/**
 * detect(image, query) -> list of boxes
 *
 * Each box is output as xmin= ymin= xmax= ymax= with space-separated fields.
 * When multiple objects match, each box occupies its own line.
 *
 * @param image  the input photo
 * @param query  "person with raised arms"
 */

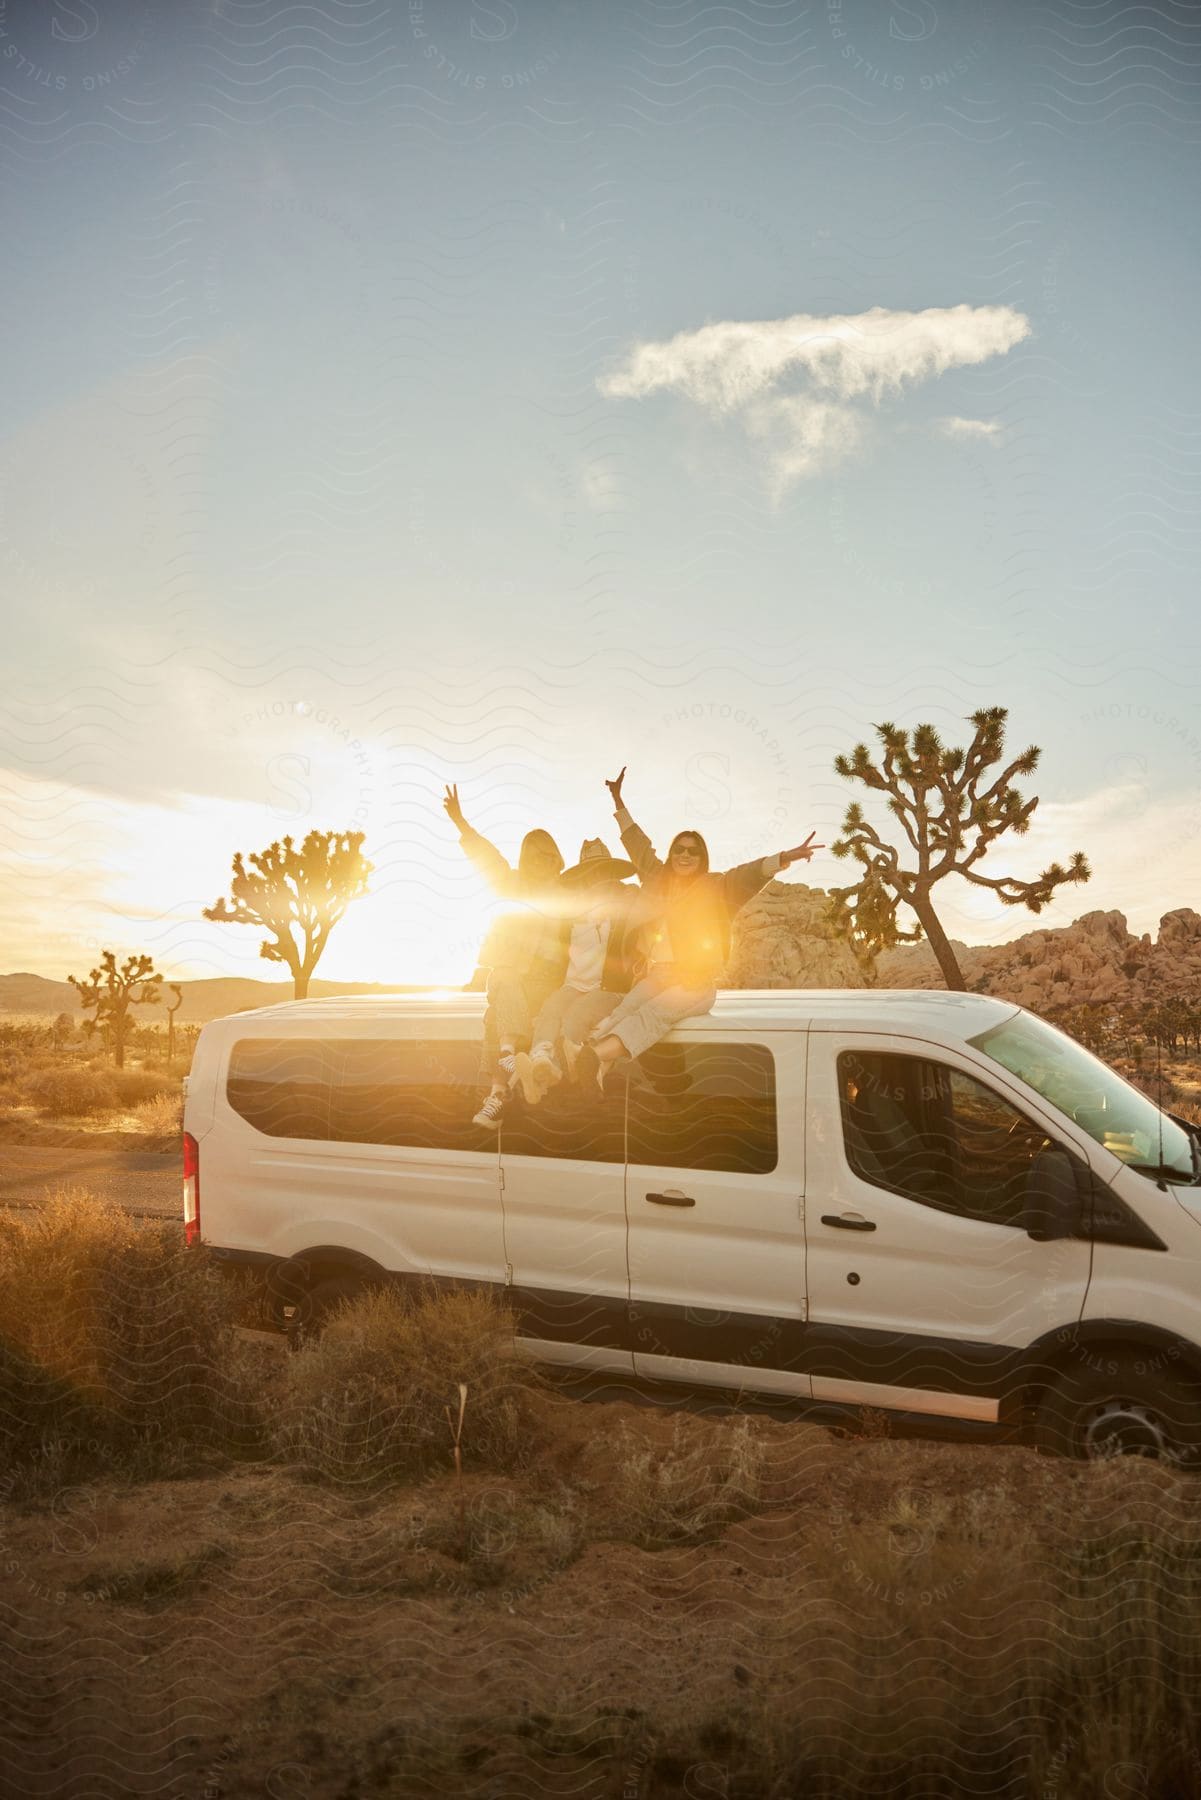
xmin=443 ymin=783 xmax=569 ymax=1129
xmin=588 ymin=766 xmax=824 ymax=1083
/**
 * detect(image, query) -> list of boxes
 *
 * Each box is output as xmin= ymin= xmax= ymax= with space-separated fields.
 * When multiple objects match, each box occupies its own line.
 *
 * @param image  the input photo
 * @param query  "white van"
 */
xmin=182 ymin=990 xmax=1201 ymax=1464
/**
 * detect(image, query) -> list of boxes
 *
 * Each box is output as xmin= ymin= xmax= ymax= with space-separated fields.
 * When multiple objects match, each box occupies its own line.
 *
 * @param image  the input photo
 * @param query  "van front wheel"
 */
xmin=1034 ymin=1352 xmax=1201 ymax=1468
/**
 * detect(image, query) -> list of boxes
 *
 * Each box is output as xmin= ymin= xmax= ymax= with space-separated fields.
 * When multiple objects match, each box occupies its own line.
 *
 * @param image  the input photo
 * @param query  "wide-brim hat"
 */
xmin=561 ymin=837 xmax=637 ymax=886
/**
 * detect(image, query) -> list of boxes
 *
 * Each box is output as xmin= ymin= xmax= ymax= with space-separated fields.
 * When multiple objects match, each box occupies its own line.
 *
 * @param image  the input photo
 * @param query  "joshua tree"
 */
xmin=68 ymin=951 xmax=163 ymax=1070
xmin=165 ymin=982 xmax=184 ymax=1067
xmin=204 ymin=830 xmax=373 ymax=999
xmin=51 ymin=1012 xmax=75 ymax=1049
xmin=827 ymin=707 xmax=1091 ymax=991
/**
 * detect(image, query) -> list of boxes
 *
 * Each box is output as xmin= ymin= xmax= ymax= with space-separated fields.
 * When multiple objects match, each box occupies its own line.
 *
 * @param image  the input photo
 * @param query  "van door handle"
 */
xmin=822 ymin=1213 xmax=877 ymax=1231
xmin=646 ymin=1190 xmax=695 ymax=1207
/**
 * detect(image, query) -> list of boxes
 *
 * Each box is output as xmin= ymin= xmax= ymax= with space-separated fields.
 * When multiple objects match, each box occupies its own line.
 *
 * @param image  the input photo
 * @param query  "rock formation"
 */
xmin=727 ymin=889 xmax=1201 ymax=1009
xmin=725 ymin=882 xmax=870 ymax=989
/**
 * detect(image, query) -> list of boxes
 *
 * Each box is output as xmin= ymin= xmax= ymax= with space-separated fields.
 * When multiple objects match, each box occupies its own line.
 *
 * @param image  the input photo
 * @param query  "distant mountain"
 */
xmin=0 ymin=974 xmax=436 ymax=1025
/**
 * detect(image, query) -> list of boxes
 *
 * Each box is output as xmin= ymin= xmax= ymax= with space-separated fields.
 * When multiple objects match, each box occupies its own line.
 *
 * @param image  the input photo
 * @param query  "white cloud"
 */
xmin=936 ymin=415 xmax=1003 ymax=440
xmin=600 ymin=303 xmax=1028 ymax=486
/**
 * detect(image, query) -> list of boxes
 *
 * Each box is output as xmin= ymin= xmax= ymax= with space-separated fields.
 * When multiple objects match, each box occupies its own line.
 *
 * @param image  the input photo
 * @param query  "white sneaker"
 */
xmin=512 ymin=1051 xmax=541 ymax=1105
xmin=530 ymin=1042 xmax=561 ymax=1091
xmin=496 ymin=1051 xmax=519 ymax=1084
xmin=472 ymin=1092 xmax=505 ymax=1129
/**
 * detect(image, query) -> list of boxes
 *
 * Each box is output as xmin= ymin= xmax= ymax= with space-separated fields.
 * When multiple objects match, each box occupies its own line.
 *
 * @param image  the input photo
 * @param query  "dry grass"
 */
xmin=22 ymin=1065 xmax=119 ymax=1117
xmin=8 ymin=1048 xmax=178 ymax=1123
xmin=108 ymin=1066 xmax=176 ymax=1107
xmin=0 ymin=1189 xmax=255 ymax=1490
xmin=272 ymin=1284 xmax=546 ymax=1487
xmin=600 ymin=1414 xmax=767 ymax=1549
xmin=132 ymin=1089 xmax=182 ymax=1137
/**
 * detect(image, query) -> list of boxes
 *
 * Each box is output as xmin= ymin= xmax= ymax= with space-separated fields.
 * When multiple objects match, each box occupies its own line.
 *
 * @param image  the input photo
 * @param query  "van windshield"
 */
xmin=968 ymin=1013 xmax=1196 ymax=1183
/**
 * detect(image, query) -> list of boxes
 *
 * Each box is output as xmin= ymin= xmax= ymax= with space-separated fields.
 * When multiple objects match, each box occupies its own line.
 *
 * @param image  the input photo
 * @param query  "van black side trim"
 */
xmin=517 ymin=1286 xmax=1028 ymax=1398
xmin=789 ymin=1322 xmax=1021 ymax=1396
xmin=510 ymin=1286 xmax=632 ymax=1351
xmin=205 ymin=1250 xmax=1112 ymax=1405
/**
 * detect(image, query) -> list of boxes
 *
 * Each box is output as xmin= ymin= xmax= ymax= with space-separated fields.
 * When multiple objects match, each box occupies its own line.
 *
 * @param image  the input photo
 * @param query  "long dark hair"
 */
xmin=666 ymin=828 xmax=710 ymax=884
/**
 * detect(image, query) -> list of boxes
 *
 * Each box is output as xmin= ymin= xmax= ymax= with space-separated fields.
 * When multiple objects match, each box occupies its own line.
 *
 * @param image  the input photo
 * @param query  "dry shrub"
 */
xmin=602 ymin=1415 xmax=766 ymax=1549
xmin=23 ymin=1066 xmax=119 ymax=1117
xmin=0 ymin=1189 xmax=257 ymax=1487
xmin=273 ymin=1285 xmax=543 ymax=1487
xmin=110 ymin=1067 xmax=176 ymax=1107
xmin=133 ymin=1090 xmax=182 ymax=1137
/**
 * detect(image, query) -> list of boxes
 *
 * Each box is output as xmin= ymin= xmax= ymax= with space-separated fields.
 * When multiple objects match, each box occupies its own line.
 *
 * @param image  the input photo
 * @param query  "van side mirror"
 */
xmin=1025 ymin=1148 xmax=1084 ymax=1242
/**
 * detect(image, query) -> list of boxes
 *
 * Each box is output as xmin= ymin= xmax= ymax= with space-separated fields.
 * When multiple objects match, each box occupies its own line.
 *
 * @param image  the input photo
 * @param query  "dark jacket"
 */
xmin=615 ymin=809 xmax=779 ymax=986
xmin=459 ymin=826 xmax=569 ymax=985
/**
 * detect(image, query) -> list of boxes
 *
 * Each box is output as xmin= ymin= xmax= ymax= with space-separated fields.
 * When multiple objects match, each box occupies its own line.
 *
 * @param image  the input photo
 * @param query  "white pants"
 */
xmin=596 ymin=969 xmax=717 ymax=1060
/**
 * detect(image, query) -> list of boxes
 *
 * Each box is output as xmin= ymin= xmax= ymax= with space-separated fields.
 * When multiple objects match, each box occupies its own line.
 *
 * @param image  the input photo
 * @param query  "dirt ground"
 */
xmin=2 ymin=1375 xmax=1188 ymax=1800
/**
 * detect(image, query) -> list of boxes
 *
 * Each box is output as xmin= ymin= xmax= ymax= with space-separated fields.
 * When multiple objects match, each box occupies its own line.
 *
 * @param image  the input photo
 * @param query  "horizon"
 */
xmin=3 ymin=0 xmax=1199 ymax=988
xmin=5 ymin=882 xmax=1198 ymax=993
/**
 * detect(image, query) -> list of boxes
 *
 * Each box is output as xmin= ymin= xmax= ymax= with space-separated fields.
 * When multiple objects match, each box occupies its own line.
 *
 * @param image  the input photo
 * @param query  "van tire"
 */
xmin=1033 ymin=1350 xmax=1201 ymax=1468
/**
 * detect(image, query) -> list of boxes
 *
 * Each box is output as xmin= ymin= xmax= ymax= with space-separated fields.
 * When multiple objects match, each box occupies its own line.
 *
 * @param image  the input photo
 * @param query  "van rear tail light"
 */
xmin=183 ymin=1130 xmax=201 ymax=1247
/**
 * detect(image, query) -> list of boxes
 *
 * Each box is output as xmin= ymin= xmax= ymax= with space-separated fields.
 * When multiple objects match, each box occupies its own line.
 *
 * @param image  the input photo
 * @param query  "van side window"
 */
xmin=838 ymin=1050 xmax=1055 ymax=1229
xmin=227 ymin=1038 xmax=482 ymax=1152
xmin=227 ymin=1040 xmax=337 ymax=1141
xmin=335 ymin=1040 xmax=482 ymax=1152
xmin=500 ymin=1084 xmax=626 ymax=1163
xmin=629 ymin=1043 xmax=777 ymax=1174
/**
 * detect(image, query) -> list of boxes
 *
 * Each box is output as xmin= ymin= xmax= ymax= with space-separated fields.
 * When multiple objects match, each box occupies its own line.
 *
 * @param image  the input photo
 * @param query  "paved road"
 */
xmin=0 ymin=1147 xmax=179 ymax=1218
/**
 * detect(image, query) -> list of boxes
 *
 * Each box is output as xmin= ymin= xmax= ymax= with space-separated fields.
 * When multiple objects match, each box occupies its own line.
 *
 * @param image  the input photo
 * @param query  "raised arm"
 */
xmin=606 ymin=766 xmax=664 ymax=883
xmin=443 ymin=784 xmax=518 ymax=897
xmin=720 ymin=831 xmax=825 ymax=910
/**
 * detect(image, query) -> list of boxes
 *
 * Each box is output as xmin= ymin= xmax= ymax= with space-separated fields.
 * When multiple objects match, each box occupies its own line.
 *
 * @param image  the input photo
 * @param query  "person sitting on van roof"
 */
xmin=511 ymin=837 xmax=644 ymax=1106
xmin=443 ymin=784 xmax=569 ymax=1129
xmin=588 ymin=766 xmax=824 ymax=1084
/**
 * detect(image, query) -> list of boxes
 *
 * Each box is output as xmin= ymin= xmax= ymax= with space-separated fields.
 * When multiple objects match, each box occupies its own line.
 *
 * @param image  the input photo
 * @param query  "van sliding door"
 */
xmin=625 ymin=1033 xmax=810 ymax=1399
xmin=498 ymin=1080 xmax=633 ymax=1373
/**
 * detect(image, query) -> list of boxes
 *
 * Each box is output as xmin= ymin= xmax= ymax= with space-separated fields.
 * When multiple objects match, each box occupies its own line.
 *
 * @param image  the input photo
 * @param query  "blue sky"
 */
xmin=3 ymin=0 xmax=1201 ymax=984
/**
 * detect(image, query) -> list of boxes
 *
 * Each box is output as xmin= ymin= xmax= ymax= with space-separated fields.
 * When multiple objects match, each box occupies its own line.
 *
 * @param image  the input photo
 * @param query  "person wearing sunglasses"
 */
xmin=587 ymin=765 xmax=824 ymax=1082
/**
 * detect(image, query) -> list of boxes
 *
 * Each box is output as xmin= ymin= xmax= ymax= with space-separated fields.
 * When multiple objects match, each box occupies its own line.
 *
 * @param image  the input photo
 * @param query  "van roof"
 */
xmin=214 ymin=988 xmax=1020 ymax=1040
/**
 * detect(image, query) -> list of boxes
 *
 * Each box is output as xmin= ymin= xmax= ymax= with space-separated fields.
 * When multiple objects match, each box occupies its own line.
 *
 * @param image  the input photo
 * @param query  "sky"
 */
xmin=3 ymin=0 xmax=1201 ymax=987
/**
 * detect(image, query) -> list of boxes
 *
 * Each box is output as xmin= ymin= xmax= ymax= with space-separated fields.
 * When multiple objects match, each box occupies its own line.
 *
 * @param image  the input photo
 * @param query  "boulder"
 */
xmin=725 ymin=882 xmax=867 ymax=989
xmin=726 ymin=893 xmax=1201 ymax=1007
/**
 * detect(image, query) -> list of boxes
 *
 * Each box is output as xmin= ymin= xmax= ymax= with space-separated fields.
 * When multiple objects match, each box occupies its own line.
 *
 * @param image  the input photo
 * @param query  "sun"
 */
xmin=317 ymin=881 xmax=506 ymax=988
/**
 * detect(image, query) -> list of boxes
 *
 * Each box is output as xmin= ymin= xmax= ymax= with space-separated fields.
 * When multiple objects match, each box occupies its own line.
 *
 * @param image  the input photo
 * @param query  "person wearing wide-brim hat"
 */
xmin=512 ymin=838 xmax=645 ymax=1105
xmin=561 ymin=840 xmax=636 ymax=887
